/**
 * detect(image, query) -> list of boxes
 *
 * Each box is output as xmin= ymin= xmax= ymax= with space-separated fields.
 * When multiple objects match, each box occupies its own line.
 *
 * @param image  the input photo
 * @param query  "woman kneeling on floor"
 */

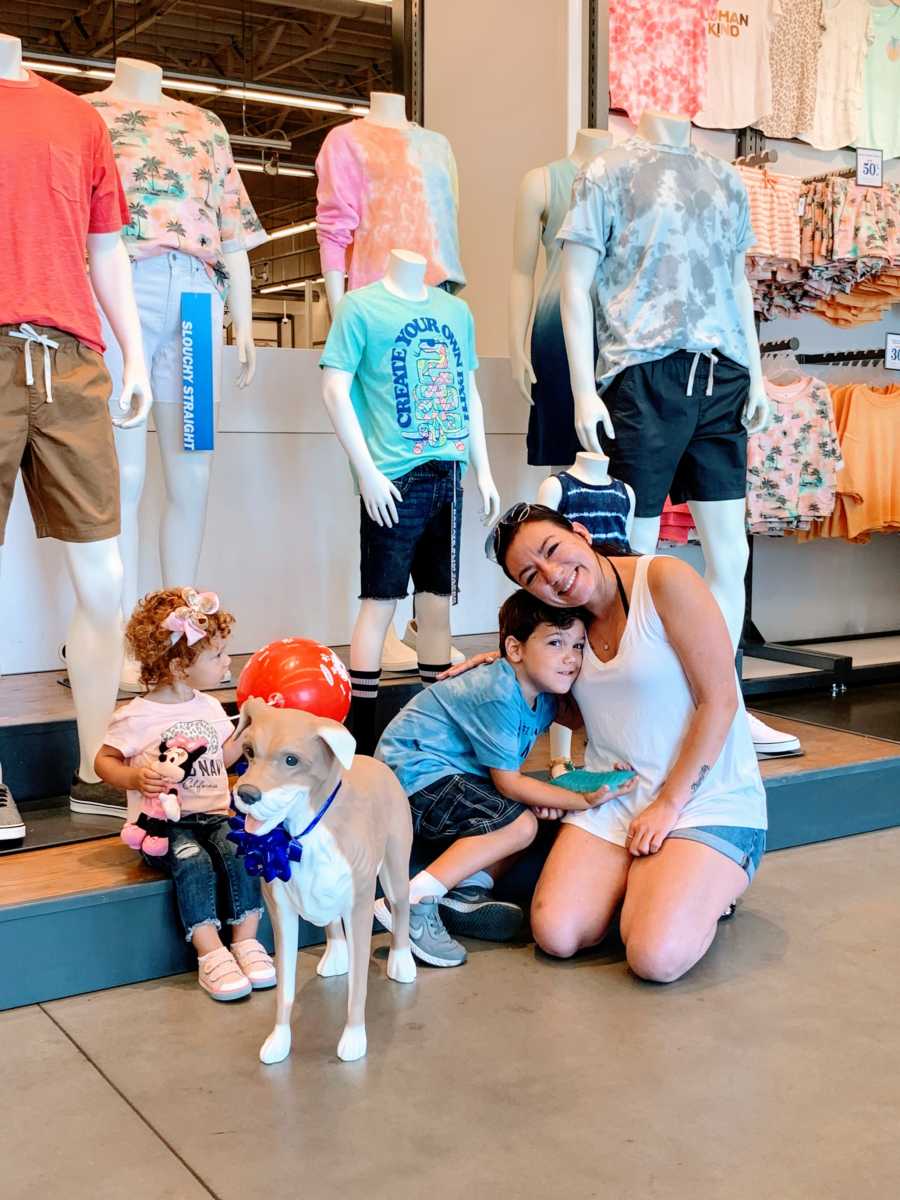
xmin=460 ymin=504 xmax=768 ymax=983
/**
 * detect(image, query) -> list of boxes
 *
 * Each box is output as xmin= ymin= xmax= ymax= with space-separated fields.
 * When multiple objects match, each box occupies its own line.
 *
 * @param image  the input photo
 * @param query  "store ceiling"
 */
xmin=5 ymin=1 xmax=393 ymax=268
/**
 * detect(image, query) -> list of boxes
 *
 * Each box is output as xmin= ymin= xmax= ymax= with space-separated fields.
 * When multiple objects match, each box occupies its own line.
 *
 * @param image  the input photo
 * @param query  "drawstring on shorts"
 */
xmin=686 ymin=350 xmax=718 ymax=398
xmin=10 ymin=324 xmax=59 ymax=403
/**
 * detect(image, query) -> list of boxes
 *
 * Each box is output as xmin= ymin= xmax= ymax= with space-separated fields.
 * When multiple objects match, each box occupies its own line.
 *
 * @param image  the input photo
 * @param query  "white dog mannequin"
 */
xmin=232 ymin=699 xmax=416 ymax=1064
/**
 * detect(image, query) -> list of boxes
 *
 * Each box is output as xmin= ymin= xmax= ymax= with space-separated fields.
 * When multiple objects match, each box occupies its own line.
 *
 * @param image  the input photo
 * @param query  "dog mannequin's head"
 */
xmin=232 ymin=698 xmax=356 ymax=837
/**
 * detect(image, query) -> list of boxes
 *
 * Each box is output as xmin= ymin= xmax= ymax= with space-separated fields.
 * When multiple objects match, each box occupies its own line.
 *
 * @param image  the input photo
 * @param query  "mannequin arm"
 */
xmin=623 ymin=482 xmax=636 ymax=542
xmin=466 ymin=372 xmax=500 ymax=524
xmin=508 ymin=167 xmax=546 ymax=403
xmin=324 ymin=267 xmax=346 ymax=316
xmin=733 ymin=254 xmax=769 ymax=435
xmin=86 ymin=233 xmax=152 ymax=428
xmin=222 ymin=249 xmax=256 ymax=388
xmin=535 ymin=474 xmax=563 ymax=509
xmin=321 ymin=366 xmax=402 ymax=526
xmin=560 ymin=241 xmax=613 ymax=451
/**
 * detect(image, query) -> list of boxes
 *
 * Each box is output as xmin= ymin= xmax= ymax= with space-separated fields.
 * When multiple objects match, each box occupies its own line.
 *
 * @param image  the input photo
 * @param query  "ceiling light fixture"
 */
xmin=23 ymin=60 xmax=83 ymax=76
xmin=236 ymin=161 xmax=315 ymax=179
xmin=223 ymin=87 xmax=349 ymax=113
xmin=269 ymin=220 xmax=317 ymax=241
xmin=259 ymin=276 xmax=325 ymax=295
xmin=230 ymin=134 xmax=292 ymax=150
xmin=159 ymin=79 xmax=222 ymax=95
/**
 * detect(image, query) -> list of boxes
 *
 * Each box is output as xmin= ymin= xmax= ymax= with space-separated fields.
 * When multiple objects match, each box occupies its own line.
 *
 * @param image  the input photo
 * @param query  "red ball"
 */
xmin=236 ymin=638 xmax=351 ymax=723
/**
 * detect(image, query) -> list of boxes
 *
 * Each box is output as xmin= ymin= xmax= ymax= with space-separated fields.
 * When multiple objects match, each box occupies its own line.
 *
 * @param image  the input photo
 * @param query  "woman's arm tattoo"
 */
xmin=690 ymin=764 xmax=711 ymax=795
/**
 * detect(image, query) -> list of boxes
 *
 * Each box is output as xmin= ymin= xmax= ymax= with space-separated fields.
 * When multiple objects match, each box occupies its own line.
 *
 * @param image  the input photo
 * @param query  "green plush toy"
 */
xmin=549 ymin=768 xmax=635 ymax=794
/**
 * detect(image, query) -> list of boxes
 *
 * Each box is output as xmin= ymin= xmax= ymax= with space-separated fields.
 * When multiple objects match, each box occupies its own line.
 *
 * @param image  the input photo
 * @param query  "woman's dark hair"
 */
xmin=492 ymin=504 xmax=634 ymax=582
xmin=498 ymin=589 xmax=591 ymax=657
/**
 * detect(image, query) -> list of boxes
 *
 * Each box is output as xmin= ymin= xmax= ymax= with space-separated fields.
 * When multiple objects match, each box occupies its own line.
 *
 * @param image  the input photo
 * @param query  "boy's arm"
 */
xmin=489 ymin=768 xmax=622 ymax=813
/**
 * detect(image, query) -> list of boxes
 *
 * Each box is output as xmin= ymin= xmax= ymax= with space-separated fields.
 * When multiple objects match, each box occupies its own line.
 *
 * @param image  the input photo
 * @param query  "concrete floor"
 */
xmin=8 ymin=829 xmax=900 ymax=1200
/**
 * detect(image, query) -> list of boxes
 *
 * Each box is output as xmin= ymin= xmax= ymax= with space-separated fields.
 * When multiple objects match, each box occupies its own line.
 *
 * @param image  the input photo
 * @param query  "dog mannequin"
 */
xmin=232 ymin=699 xmax=416 ymax=1064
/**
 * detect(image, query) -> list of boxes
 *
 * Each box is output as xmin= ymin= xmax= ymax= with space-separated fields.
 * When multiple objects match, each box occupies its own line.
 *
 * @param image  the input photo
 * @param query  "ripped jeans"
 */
xmin=142 ymin=813 xmax=263 ymax=942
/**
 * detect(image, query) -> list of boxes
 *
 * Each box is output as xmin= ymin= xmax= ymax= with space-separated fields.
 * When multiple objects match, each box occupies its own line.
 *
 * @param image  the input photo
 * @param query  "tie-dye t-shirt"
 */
xmin=320 ymin=282 xmax=477 ymax=481
xmin=84 ymin=93 xmax=267 ymax=296
xmin=558 ymin=138 xmax=755 ymax=387
xmin=315 ymin=119 xmax=465 ymax=293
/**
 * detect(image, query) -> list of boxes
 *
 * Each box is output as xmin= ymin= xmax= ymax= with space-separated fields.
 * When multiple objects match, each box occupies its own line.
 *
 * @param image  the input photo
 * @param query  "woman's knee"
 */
xmin=625 ymin=928 xmax=705 ymax=984
xmin=530 ymin=897 xmax=590 ymax=959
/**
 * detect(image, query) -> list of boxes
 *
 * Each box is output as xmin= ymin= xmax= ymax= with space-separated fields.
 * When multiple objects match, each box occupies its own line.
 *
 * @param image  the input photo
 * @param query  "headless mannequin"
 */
xmin=537 ymin=452 xmax=635 ymax=776
xmin=95 ymin=58 xmax=257 ymax=687
xmin=559 ymin=109 xmax=769 ymax=650
xmin=509 ymin=128 xmax=613 ymax=404
xmin=0 ymin=35 xmax=152 ymax=787
xmin=322 ymin=250 xmax=500 ymax=750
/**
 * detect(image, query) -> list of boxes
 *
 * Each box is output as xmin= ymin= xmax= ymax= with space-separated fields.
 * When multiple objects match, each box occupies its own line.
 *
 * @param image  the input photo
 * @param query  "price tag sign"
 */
xmin=885 ymin=333 xmax=900 ymax=371
xmin=856 ymin=147 xmax=883 ymax=188
xmin=181 ymin=292 xmax=215 ymax=451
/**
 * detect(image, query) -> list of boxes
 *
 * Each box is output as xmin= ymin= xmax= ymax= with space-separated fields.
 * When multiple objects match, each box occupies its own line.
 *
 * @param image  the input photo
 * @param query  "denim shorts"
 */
xmin=409 ymin=772 xmax=526 ymax=840
xmin=667 ymin=825 xmax=766 ymax=882
xmin=360 ymin=459 xmax=462 ymax=603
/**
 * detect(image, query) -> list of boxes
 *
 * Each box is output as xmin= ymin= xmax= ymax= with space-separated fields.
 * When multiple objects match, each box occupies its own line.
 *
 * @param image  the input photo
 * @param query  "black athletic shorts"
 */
xmin=600 ymin=350 xmax=750 ymax=518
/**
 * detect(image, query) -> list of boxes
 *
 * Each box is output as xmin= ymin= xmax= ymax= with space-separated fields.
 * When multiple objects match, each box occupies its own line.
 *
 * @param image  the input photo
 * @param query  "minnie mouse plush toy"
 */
xmin=121 ymin=734 xmax=208 ymax=856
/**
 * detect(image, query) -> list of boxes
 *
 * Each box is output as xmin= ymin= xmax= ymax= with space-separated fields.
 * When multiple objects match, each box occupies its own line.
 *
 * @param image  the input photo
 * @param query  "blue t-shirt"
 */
xmin=376 ymin=658 xmax=557 ymax=797
xmin=320 ymin=281 xmax=478 ymax=481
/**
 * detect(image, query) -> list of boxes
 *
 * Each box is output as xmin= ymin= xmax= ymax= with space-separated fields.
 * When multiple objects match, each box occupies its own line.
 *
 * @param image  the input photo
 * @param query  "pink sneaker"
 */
xmin=197 ymin=947 xmax=251 ymax=1001
xmin=231 ymin=938 xmax=277 ymax=989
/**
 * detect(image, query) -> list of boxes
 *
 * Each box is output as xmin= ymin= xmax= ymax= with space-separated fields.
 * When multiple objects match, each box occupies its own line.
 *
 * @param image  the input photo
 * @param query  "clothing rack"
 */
xmin=796 ymin=348 xmax=884 ymax=366
xmin=801 ymin=165 xmax=857 ymax=184
xmin=734 ymin=149 xmax=779 ymax=168
xmin=759 ymin=337 xmax=800 ymax=355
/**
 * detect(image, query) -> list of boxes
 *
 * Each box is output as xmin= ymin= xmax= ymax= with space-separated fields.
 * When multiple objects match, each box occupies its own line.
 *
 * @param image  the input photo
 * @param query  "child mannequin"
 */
xmin=95 ymin=587 xmax=275 ymax=1001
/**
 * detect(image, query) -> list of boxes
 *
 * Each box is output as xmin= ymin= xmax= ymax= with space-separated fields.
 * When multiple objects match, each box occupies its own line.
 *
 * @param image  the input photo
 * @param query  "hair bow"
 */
xmin=162 ymin=588 xmax=220 ymax=647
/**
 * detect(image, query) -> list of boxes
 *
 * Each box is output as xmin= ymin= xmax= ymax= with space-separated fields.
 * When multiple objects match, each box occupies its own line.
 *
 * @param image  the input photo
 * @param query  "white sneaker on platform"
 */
xmin=401 ymin=620 xmax=466 ymax=667
xmin=747 ymin=712 xmax=802 ymax=757
xmin=0 ymin=772 xmax=25 ymax=843
xmin=381 ymin=624 xmax=419 ymax=674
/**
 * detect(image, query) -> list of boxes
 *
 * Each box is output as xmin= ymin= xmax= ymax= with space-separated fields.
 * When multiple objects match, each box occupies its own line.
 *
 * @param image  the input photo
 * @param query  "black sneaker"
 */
xmin=0 ymin=780 xmax=25 ymax=842
xmin=69 ymin=774 xmax=127 ymax=819
xmin=439 ymin=886 xmax=525 ymax=942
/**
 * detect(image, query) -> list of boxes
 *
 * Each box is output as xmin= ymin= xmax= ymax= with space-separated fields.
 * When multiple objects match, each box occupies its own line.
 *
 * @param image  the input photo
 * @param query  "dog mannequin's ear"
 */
xmin=316 ymin=720 xmax=356 ymax=770
xmin=233 ymin=696 xmax=263 ymax=739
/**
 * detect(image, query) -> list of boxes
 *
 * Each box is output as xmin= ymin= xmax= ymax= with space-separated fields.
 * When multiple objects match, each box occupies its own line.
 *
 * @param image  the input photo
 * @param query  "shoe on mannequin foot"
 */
xmin=0 ymin=771 xmax=25 ymax=844
xmin=747 ymin=712 xmax=801 ymax=756
xmin=401 ymin=620 xmax=466 ymax=667
xmin=70 ymin=775 xmax=127 ymax=819
xmin=381 ymin=623 xmax=419 ymax=674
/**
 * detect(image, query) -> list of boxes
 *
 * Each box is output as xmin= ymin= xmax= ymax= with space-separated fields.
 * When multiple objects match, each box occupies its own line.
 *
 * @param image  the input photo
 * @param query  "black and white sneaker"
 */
xmin=0 ymin=778 xmax=25 ymax=843
xmin=69 ymin=774 xmax=127 ymax=819
xmin=439 ymin=886 xmax=525 ymax=942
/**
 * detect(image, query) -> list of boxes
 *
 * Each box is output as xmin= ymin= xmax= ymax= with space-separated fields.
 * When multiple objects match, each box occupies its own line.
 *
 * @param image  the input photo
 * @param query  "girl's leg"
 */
xmin=425 ymin=810 xmax=539 ymax=890
xmin=619 ymin=839 xmax=749 ymax=983
xmin=205 ymin=817 xmax=264 ymax=936
xmin=530 ymin=824 xmax=632 ymax=958
xmin=152 ymin=826 xmax=221 ymax=946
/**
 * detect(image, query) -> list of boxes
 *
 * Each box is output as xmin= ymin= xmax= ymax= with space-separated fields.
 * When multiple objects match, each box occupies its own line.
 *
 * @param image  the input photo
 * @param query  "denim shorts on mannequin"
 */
xmin=98 ymin=251 xmax=224 ymax=410
xmin=360 ymin=459 xmax=463 ymax=603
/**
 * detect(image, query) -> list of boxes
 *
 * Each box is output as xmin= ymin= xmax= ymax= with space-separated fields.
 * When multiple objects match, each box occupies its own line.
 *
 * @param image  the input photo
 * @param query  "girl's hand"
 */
xmin=533 ymin=806 xmax=566 ymax=821
xmin=437 ymin=651 xmax=499 ymax=681
xmin=133 ymin=766 xmax=172 ymax=799
xmin=626 ymin=796 xmax=680 ymax=857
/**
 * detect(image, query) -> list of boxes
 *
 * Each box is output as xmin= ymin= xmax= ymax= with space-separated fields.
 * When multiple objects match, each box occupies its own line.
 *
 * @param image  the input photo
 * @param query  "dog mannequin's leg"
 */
xmin=336 ymin=885 xmax=376 ymax=1062
xmin=380 ymin=829 xmax=416 ymax=984
xmin=260 ymin=883 xmax=299 ymax=1066
xmin=317 ymin=920 xmax=350 ymax=978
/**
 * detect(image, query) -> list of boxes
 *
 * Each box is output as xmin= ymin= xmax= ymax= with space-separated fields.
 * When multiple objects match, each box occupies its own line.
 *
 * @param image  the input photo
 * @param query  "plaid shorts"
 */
xmin=409 ymin=772 xmax=526 ymax=841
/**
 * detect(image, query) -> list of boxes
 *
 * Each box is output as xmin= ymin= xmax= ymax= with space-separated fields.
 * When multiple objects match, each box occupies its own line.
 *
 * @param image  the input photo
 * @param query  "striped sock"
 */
xmin=348 ymin=669 xmax=381 ymax=757
xmin=418 ymin=661 xmax=450 ymax=687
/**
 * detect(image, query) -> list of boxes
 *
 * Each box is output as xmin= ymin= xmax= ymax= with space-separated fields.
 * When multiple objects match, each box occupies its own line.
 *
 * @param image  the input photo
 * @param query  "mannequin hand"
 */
xmin=574 ymin=390 xmax=614 ymax=453
xmin=477 ymin=471 xmax=501 ymax=525
xmin=235 ymin=329 xmax=256 ymax=389
xmin=742 ymin=384 xmax=770 ymax=436
xmin=359 ymin=468 xmax=403 ymax=528
xmin=511 ymin=349 xmax=537 ymax=405
xmin=113 ymin=366 xmax=153 ymax=429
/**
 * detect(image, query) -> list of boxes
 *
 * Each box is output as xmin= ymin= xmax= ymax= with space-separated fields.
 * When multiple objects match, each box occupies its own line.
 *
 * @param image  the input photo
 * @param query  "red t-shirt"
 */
xmin=0 ymin=72 xmax=129 ymax=353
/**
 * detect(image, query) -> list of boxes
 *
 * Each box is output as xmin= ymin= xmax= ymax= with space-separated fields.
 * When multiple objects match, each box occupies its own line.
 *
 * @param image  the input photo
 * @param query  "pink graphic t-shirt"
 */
xmin=103 ymin=691 xmax=235 ymax=824
xmin=610 ymin=0 xmax=719 ymax=123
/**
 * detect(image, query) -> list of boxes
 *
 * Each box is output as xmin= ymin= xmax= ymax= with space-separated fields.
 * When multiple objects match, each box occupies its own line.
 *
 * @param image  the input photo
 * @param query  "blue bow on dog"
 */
xmin=227 ymin=782 xmax=342 ymax=884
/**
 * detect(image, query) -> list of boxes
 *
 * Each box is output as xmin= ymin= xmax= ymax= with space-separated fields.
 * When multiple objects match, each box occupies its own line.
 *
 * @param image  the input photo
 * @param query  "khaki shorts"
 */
xmin=0 ymin=325 xmax=120 ymax=544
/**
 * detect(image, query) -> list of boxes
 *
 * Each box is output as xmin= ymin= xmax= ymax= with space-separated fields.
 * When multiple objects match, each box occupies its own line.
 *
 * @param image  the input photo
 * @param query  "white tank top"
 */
xmin=567 ymin=556 xmax=767 ymax=844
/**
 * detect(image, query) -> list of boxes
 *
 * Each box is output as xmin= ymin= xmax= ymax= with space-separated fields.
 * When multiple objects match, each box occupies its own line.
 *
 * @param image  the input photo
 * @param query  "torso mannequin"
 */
xmin=86 ymin=56 xmax=266 ymax=688
xmin=510 ymin=128 xmax=613 ymax=467
xmin=536 ymin=451 xmax=634 ymax=549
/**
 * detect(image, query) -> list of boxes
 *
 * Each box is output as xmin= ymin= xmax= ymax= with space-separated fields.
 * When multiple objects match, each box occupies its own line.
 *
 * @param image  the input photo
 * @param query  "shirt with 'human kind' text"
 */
xmin=319 ymin=281 xmax=478 ymax=480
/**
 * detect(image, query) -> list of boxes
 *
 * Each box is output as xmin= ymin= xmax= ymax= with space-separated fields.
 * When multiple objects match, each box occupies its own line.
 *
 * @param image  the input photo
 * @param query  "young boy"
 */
xmin=375 ymin=589 xmax=616 ymax=968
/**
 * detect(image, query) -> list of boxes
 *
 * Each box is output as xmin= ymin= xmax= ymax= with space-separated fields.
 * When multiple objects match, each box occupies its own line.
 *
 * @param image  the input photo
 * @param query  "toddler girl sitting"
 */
xmin=95 ymin=587 xmax=275 ymax=1002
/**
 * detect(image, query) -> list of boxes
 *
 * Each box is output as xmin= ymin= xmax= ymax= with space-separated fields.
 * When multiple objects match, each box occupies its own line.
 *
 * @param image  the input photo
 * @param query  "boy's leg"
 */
xmin=423 ymin=810 xmax=539 ymax=893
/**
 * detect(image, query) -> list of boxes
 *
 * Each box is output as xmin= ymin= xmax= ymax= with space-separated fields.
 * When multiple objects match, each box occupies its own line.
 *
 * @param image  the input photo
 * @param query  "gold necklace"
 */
xmin=596 ymin=559 xmax=620 ymax=654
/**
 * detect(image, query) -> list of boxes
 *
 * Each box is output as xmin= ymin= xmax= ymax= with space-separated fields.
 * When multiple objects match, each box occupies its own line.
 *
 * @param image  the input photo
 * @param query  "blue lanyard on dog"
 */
xmin=227 ymin=782 xmax=342 ymax=884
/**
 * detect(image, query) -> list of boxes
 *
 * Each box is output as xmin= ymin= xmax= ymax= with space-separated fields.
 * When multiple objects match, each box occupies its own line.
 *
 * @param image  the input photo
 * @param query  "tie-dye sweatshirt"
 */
xmin=315 ymin=119 xmax=465 ymax=293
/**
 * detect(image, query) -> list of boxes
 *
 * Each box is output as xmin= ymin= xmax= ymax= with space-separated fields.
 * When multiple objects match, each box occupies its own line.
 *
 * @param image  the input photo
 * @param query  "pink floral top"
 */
xmin=84 ymin=93 xmax=267 ymax=295
xmin=610 ymin=0 xmax=719 ymax=123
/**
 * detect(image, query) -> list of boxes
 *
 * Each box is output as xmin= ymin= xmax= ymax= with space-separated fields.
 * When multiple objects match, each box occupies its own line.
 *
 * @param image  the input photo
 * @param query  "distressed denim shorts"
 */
xmin=409 ymin=772 xmax=526 ymax=840
xmin=360 ymin=459 xmax=462 ymax=603
xmin=667 ymin=825 xmax=767 ymax=882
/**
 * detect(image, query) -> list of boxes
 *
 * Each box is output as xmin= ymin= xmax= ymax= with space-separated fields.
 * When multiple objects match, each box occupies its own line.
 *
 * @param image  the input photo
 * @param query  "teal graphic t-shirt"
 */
xmin=320 ymin=281 xmax=478 ymax=480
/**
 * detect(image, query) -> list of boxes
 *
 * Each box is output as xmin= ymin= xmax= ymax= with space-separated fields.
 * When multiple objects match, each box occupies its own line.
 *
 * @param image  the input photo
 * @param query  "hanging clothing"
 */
xmin=857 ymin=4 xmax=900 ymax=160
xmin=84 ymin=93 xmax=267 ymax=298
xmin=658 ymin=498 xmax=697 ymax=547
xmin=757 ymin=0 xmax=824 ymax=140
xmin=801 ymin=0 xmax=871 ymax=152
xmin=553 ymin=471 xmax=631 ymax=552
xmin=833 ymin=383 xmax=900 ymax=541
xmin=695 ymin=0 xmax=782 ymax=130
xmin=315 ymin=119 xmax=465 ymax=294
xmin=527 ymin=157 xmax=586 ymax=466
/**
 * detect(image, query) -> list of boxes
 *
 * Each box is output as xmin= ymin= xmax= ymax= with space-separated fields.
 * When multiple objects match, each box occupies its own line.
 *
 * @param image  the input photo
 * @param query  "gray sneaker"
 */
xmin=69 ymin=774 xmax=127 ymax=819
xmin=439 ymin=886 xmax=525 ymax=942
xmin=0 ymin=781 xmax=25 ymax=843
xmin=374 ymin=896 xmax=467 ymax=968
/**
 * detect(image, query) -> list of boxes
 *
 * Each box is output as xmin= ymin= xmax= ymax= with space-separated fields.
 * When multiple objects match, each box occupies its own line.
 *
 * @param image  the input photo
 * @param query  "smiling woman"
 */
xmin=476 ymin=503 xmax=768 ymax=983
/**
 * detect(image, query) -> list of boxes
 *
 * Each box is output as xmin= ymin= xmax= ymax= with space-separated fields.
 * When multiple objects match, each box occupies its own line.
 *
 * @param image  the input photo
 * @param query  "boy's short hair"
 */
xmin=498 ymin=589 xmax=590 ymax=658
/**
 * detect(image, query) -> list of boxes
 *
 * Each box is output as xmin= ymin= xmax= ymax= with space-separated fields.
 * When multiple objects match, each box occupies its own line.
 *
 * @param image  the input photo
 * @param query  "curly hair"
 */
xmin=126 ymin=588 xmax=235 ymax=690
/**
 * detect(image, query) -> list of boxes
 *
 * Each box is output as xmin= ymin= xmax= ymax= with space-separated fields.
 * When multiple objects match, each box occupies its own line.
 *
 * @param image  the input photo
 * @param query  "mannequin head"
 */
xmin=0 ymin=34 xmax=26 ymax=80
xmin=105 ymin=57 xmax=164 ymax=103
xmin=366 ymin=91 xmax=409 ymax=128
xmin=635 ymin=110 xmax=691 ymax=149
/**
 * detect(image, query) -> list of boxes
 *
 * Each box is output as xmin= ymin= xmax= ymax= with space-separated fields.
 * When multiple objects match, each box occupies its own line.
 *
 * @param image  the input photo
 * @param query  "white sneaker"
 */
xmin=747 ymin=712 xmax=802 ymax=757
xmin=400 ymin=620 xmax=466 ymax=667
xmin=0 ymin=772 xmax=25 ymax=843
xmin=381 ymin=624 xmax=419 ymax=674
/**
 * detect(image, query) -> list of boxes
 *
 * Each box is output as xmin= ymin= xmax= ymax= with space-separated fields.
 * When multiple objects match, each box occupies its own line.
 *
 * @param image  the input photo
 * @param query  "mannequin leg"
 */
xmin=628 ymin=515 xmax=662 ymax=556
xmin=349 ymin=598 xmax=398 ymax=755
xmin=62 ymin=539 xmax=125 ymax=782
xmin=114 ymin=423 xmax=149 ymax=618
xmin=686 ymin=499 xmax=748 ymax=650
xmin=413 ymin=591 xmax=451 ymax=684
xmin=153 ymin=403 xmax=213 ymax=588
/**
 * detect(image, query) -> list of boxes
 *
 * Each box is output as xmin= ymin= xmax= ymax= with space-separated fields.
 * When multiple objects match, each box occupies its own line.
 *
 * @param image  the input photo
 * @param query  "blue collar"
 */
xmin=227 ymin=780 xmax=341 ymax=884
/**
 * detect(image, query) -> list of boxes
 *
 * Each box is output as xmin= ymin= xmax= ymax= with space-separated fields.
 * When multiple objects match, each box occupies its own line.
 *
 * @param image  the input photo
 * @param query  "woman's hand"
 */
xmin=437 ymin=651 xmax=499 ymax=681
xmin=626 ymin=796 xmax=680 ymax=857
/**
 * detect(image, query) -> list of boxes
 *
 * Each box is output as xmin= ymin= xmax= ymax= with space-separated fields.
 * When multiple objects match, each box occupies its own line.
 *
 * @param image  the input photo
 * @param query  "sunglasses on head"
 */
xmin=483 ymin=502 xmax=539 ymax=563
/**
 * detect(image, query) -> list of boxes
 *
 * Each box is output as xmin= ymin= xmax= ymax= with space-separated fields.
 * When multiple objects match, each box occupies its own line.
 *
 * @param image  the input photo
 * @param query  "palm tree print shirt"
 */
xmin=83 ymin=94 xmax=267 ymax=296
